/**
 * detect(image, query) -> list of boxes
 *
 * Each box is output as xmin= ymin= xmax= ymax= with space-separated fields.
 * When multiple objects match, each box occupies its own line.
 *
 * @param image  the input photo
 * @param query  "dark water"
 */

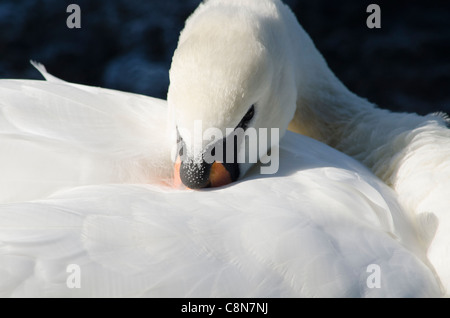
xmin=1 ymin=0 xmax=449 ymax=115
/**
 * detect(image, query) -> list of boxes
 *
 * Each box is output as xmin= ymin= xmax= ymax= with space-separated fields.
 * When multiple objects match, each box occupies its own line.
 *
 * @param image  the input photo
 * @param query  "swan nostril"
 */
xmin=179 ymin=160 xmax=212 ymax=189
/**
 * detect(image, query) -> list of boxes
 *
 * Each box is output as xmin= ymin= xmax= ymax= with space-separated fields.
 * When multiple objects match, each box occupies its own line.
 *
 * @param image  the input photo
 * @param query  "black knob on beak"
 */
xmin=179 ymin=159 xmax=212 ymax=189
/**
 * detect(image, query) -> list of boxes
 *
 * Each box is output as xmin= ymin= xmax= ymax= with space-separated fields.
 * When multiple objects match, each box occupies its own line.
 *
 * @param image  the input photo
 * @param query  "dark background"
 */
xmin=1 ymin=0 xmax=449 ymax=115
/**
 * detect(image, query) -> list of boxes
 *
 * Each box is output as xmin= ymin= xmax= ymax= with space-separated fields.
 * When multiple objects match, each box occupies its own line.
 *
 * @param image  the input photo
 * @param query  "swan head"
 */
xmin=168 ymin=2 xmax=297 ymax=189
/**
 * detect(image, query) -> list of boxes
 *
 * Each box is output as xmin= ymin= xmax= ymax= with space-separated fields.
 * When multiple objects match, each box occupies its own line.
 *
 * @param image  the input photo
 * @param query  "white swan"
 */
xmin=0 ymin=0 xmax=448 ymax=297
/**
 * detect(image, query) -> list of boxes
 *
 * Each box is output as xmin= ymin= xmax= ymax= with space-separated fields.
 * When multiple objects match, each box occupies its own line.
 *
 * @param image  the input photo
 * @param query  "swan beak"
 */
xmin=173 ymin=156 xmax=233 ymax=189
xmin=209 ymin=162 xmax=233 ymax=187
xmin=173 ymin=156 xmax=183 ymax=188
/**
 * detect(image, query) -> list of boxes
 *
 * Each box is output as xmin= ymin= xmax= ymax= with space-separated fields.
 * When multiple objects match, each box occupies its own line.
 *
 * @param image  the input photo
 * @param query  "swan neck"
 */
xmin=289 ymin=76 xmax=374 ymax=148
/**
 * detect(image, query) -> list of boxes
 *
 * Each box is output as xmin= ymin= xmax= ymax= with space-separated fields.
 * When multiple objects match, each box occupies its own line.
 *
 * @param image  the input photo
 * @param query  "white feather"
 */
xmin=0 ymin=73 xmax=173 ymax=203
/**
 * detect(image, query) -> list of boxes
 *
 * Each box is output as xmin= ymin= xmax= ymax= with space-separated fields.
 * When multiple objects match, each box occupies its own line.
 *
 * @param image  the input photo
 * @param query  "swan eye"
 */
xmin=237 ymin=105 xmax=255 ymax=130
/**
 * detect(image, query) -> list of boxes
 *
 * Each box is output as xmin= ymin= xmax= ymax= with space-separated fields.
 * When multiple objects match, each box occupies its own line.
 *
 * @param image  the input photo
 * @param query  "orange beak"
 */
xmin=173 ymin=156 xmax=232 ymax=189
xmin=209 ymin=162 xmax=233 ymax=187
xmin=173 ymin=156 xmax=183 ymax=188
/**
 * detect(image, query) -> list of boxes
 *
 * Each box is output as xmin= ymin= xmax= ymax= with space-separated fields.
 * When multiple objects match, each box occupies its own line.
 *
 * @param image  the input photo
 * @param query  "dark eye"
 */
xmin=243 ymin=105 xmax=255 ymax=122
xmin=237 ymin=105 xmax=255 ymax=130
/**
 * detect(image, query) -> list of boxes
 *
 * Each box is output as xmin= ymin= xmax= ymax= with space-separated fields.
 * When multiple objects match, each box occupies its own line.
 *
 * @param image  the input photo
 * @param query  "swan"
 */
xmin=0 ymin=0 xmax=448 ymax=297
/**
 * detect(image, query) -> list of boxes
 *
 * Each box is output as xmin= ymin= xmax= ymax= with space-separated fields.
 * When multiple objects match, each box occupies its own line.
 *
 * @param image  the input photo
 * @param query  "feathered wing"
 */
xmin=0 ymin=69 xmax=173 ymax=203
xmin=335 ymin=106 xmax=450 ymax=294
xmin=0 ymin=128 xmax=442 ymax=297
xmin=390 ymin=118 xmax=450 ymax=294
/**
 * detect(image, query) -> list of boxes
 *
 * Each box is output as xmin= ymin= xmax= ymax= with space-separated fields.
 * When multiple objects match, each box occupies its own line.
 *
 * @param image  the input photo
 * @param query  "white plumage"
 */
xmin=0 ymin=66 xmax=172 ymax=203
xmin=0 ymin=71 xmax=443 ymax=297
xmin=1 ymin=0 xmax=449 ymax=297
